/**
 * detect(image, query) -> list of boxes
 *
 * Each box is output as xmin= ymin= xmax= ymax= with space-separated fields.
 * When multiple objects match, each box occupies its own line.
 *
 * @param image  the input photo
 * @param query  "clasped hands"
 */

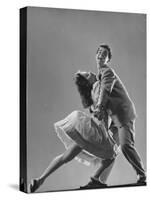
xmin=93 ymin=104 xmax=106 ymax=121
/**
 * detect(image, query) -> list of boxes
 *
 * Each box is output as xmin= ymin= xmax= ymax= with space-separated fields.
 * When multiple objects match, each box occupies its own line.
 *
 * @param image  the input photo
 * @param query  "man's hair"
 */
xmin=96 ymin=44 xmax=112 ymax=62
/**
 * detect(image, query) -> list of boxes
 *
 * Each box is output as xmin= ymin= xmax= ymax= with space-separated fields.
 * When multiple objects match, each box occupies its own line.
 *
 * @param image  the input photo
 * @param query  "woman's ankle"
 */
xmin=38 ymin=177 xmax=45 ymax=185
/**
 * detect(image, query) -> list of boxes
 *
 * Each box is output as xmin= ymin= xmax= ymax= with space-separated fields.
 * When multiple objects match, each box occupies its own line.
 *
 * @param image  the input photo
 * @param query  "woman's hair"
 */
xmin=74 ymin=71 xmax=96 ymax=108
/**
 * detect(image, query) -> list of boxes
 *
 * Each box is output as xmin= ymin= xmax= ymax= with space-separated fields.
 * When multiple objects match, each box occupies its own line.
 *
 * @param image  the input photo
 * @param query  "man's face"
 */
xmin=96 ymin=47 xmax=109 ymax=68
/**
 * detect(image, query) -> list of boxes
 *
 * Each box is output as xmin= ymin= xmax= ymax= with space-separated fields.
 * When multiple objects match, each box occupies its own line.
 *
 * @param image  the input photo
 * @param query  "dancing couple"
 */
xmin=29 ymin=44 xmax=146 ymax=192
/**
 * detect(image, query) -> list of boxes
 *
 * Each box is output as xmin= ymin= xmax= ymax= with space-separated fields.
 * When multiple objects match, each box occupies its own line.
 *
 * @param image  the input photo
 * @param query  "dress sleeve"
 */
xmin=96 ymin=68 xmax=116 ymax=108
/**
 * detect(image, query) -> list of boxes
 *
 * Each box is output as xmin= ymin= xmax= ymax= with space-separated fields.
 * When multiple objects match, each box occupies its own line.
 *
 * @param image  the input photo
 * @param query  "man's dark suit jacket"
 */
xmin=91 ymin=66 xmax=137 ymax=125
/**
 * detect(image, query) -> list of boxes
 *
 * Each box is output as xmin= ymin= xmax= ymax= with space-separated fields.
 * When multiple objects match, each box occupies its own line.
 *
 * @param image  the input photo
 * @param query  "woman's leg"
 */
xmin=92 ymin=121 xmax=118 ymax=183
xmin=92 ymin=158 xmax=115 ymax=182
xmin=39 ymin=143 xmax=82 ymax=182
xmin=30 ymin=143 xmax=82 ymax=192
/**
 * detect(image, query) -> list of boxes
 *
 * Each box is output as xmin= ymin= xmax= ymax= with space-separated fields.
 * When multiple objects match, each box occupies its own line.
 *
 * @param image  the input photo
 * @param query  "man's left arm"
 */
xmin=94 ymin=68 xmax=116 ymax=120
xmin=97 ymin=68 xmax=116 ymax=107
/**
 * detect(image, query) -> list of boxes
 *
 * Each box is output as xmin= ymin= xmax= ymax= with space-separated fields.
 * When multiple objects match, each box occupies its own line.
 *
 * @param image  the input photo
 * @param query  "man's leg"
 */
xmin=119 ymin=120 xmax=146 ymax=183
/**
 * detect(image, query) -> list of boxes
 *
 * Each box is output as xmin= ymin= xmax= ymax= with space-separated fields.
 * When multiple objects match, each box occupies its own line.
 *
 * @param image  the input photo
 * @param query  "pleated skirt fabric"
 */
xmin=54 ymin=110 xmax=119 ymax=166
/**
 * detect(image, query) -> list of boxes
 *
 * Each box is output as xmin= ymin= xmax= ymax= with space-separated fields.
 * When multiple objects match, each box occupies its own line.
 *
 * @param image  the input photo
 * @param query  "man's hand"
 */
xmin=93 ymin=105 xmax=105 ymax=121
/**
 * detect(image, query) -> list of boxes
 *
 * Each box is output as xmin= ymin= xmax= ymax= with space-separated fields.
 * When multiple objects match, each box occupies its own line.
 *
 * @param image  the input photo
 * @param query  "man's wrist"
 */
xmin=97 ymin=104 xmax=104 ymax=110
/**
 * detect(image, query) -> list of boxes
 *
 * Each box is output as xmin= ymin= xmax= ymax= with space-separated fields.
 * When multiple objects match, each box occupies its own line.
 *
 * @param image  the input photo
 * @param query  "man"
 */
xmin=81 ymin=44 xmax=146 ymax=188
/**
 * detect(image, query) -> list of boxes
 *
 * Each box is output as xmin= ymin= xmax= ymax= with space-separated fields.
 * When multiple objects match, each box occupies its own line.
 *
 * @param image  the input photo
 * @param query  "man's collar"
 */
xmin=98 ymin=64 xmax=109 ymax=72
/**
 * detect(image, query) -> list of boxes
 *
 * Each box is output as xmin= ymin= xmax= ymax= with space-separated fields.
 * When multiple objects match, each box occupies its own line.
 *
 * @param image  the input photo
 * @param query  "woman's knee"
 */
xmin=54 ymin=154 xmax=65 ymax=164
xmin=62 ymin=153 xmax=73 ymax=163
xmin=62 ymin=145 xmax=82 ymax=163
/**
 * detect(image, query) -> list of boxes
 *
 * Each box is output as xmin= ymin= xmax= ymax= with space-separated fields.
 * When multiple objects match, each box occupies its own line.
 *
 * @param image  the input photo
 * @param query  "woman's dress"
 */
xmin=54 ymin=81 xmax=119 ymax=166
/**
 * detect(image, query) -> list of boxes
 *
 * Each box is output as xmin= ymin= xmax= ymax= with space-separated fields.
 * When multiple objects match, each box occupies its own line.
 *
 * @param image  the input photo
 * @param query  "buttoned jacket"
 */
xmin=91 ymin=66 xmax=137 ymax=125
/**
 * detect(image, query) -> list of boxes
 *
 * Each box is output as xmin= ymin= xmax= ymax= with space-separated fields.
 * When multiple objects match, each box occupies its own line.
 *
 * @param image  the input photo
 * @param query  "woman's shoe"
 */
xmin=29 ymin=178 xmax=43 ymax=193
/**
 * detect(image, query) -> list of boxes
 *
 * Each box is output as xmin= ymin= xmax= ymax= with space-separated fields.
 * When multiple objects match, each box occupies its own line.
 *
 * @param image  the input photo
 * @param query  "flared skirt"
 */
xmin=54 ymin=110 xmax=119 ymax=166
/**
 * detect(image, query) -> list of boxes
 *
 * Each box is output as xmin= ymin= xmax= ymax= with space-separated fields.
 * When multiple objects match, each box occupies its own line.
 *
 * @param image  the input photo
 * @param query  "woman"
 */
xmin=29 ymin=71 xmax=119 ymax=192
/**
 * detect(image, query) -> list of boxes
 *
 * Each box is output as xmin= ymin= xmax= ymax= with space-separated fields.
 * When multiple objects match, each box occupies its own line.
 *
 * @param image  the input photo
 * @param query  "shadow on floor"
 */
xmin=9 ymin=183 xmax=19 ymax=191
